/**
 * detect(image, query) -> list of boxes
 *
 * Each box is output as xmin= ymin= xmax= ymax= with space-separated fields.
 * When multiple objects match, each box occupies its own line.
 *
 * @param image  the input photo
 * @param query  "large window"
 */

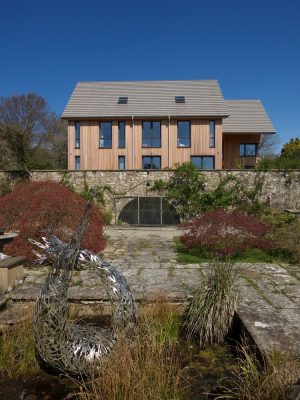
xmin=240 ymin=143 xmax=258 ymax=157
xmin=142 ymin=156 xmax=161 ymax=169
xmin=75 ymin=122 xmax=80 ymax=148
xmin=142 ymin=121 xmax=161 ymax=148
xmin=177 ymin=121 xmax=191 ymax=147
xmin=191 ymin=156 xmax=215 ymax=170
xmin=118 ymin=156 xmax=125 ymax=170
xmin=118 ymin=121 xmax=126 ymax=148
xmin=209 ymin=121 xmax=215 ymax=148
xmin=99 ymin=122 xmax=112 ymax=148
xmin=75 ymin=156 xmax=80 ymax=170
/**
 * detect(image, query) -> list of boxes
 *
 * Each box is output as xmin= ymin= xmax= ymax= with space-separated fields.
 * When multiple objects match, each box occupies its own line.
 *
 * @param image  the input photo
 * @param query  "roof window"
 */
xmin=118 ymin=97 xmax=128 ymax=104
xmin=175 ymin=96 xmax=185 ymax=103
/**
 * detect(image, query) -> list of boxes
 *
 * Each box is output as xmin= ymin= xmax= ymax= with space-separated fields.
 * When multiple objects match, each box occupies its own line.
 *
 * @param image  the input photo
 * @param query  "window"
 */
xmin=142 ymin=121 xmax=161 ymax=148
xmin=191 ymin=156 xmax=215 ymax=170
xmin=209 ymin=121 xmax=215 ymax=148
xmin=177 ymin=121 xmax=191 ymax=147
xmin=142 ymin=156 xmax=161 ymax=169
xmin=75 ymin=122 xmax=80 ymax=148
xmin=240 ymin=143 xmax=258 ymax=157
xmin=118 ymin=121 xmax=126 ymax=148
xmin=99 ymin=122 xmax=112 ymax=148
xmin=175 ymin=96 xmax=185 ymax=103
xmin=118 ymin=156 xmax=125 ymax=170
xmin=75 ymin=156 xmax=80 ymax=170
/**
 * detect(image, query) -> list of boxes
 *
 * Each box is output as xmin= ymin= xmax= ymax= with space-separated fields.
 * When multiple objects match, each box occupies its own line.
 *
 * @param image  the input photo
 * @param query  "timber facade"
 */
xmin=62 ymin=81 xmax=275 ymax=170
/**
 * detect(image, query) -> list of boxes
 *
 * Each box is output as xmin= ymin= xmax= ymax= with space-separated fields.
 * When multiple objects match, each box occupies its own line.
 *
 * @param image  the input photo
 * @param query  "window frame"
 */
xmin=209 ymin=120 xmax=215 ymax=148
xmin=240 ymin=143 xmax=258 ymax=157
xmin=99 ymin=121 xmax=113 ymax=149
xmin=75 ymin=121 xmax=80 ymax=149
xmin=177 ymin=120 xmax=191 ymax=148
xmin=142 ymin=156 xmax=161 ymax=170
xmin=75 ymin=155 xmax=80 ymax=170
xmin=118 ymin=155 xmax=126 ymax=170
xmin=118 ymin=121 xmax=126 ymax=148
xmin=190 ymin=155 xmax=215 ymax=170
xmin=142 ymin=121 xmax=161 ymax=148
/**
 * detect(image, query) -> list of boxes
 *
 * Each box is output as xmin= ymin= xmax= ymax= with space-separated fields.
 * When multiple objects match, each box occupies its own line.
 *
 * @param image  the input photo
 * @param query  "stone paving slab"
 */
xmin=5 ymin=226 xmax=300 ymax=356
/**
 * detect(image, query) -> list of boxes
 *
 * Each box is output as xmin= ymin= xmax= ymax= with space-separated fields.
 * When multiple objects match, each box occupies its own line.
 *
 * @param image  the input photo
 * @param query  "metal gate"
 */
xmin=117 ymin=196 xmax=180 ymax=226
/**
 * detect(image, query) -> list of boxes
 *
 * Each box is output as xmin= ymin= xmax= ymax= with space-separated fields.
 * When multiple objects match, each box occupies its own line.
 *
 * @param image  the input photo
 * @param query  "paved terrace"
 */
xmin=2 ymin=227 xmax=300 ymax=356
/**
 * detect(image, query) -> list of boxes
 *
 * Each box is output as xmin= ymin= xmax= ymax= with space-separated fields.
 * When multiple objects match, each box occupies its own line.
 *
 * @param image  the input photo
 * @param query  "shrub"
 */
xmin=271 ymin=220 xmax=300 ymax=263
xmin=259 ymin=207 xmax=296 ymax=227
xmin=180 ymin=209 xmax=273 ymax=257
xmin=0 ymin=180 xmax=106 ymax=260
xmin=183 ymin=260 xmax=238 ymax=348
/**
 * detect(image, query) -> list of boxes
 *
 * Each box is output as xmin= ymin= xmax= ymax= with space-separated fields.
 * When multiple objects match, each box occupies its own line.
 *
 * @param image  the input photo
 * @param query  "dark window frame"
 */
xmin=142 ymin=121 xmax=161 ymax=148
xmin=209 ymin=120 xmax=215 ymax=148
xmin=240 ymin=143 xmax=258 ymax=157
xmin=75 ymin=121 xmax=80 ymax=149
xmin=99 ymin=121 xmax=113 ymax=149
xmin=118 ymin=155 xmax=126 ymax=170
xmin=75 ymin=155 xmax=80 ymax=170
xmin=142 ymin=156 xmax=161 ymax=170
xmin=190 ymin=155 xmax=215 ymax=170
xmin=118 ymin=121 xmax=126 ymax=148
xmin=177 ymin=120 xmax=191 ymax=148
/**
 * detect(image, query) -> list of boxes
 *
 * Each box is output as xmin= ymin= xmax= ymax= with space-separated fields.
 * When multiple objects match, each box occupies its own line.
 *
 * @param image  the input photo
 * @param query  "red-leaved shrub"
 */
xmin=180 ymin=209 xmax=273 ymax=256
xmin=0 ymin=181 xmax=106 ymax=260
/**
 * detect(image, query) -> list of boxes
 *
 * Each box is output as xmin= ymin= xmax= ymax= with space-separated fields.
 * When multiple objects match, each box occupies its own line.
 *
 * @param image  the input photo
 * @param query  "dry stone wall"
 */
xmin=0 ymin=170 xmax=299 ymax=211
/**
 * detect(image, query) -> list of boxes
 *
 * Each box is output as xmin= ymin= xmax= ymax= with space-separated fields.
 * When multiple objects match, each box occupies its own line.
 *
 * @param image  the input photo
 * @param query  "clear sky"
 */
xmin=1 ymin=0 xmax=299 ymax=151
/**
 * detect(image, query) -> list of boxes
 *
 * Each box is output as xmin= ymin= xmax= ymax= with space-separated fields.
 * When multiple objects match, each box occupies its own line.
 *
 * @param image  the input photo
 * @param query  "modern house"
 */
xmin=62 ymin=80 xmax=275 ymax=170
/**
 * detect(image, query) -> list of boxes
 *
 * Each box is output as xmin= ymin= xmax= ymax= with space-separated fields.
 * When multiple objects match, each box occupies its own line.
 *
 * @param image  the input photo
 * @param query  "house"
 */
xmin=62 ymin=80 xmax=275 ymax=170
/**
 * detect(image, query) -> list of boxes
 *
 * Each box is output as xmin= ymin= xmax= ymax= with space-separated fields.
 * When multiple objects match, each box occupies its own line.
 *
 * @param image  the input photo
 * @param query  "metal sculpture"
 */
xmin=29 ymin=204 xmax=136 ymax=376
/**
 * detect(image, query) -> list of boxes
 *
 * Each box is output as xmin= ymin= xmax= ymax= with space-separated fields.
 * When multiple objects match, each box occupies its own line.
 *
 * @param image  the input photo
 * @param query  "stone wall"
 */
xmin=0 ymin=170 xmax=300 ymax=218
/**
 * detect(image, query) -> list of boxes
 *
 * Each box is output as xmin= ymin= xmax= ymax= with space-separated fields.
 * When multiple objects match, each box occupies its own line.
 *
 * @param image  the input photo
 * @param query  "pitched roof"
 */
xmin=62 ymin=80 xmax=228 ymax=118
xmin=223 ymin=100 xmax=276 ymax=133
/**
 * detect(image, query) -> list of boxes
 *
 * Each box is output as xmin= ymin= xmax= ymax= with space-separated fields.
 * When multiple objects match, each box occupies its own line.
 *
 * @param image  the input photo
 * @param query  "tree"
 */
xmin=0 ymin=93 xmax=67 ymax=170
xmin=280 ymin=137 xmax=300 ymax=159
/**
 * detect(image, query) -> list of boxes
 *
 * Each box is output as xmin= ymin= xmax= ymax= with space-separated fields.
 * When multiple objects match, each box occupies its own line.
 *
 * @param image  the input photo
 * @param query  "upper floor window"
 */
xmin=118 ymin=121 xmax=126 ymax=148
xmin=142 ymin=156 xmax=161 ymax=169
xmin=240 ymin=143 xmax=258 ymax=157
xmin=75 ymin=155 xmax=80 ymax=170
xmin=99 ymin=122 xmax=112 ymax=148
xmin=191 ymin=156 xmax=215 ymax=170
xmin=177 ymin=121 xmax=191 ymax=147
xmin=142 ymin=121 xmax=161 ymax=148
xmin=209 ymin=121 xmax=215 ymax=148
xmin=118 ymin=156 xmax=125 ymax=170
xmin=75 ymin=122 xmax=80 ymax=148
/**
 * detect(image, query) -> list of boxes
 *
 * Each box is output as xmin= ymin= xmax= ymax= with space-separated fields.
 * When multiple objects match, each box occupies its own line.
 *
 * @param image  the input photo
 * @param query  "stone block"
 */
xmin=0 ymin=256 xmax=26 ymax=294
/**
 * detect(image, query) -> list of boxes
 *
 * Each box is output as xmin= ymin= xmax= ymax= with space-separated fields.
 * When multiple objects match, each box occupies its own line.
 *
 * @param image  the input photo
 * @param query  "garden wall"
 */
xmin=0 ymin=169 xmax=299 ymax=211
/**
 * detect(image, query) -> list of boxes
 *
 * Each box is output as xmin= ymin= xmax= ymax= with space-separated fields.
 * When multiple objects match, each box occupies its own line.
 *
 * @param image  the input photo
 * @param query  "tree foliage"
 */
xmin=280 ymin=137 xmax=300 ymax=158
xmin=257 ymin=137 xmax=300 ymax=170
xmin=0 ymin=181 xmax=106 ymax=260
xmin=0 ymin=93 xmax=67 ymax=170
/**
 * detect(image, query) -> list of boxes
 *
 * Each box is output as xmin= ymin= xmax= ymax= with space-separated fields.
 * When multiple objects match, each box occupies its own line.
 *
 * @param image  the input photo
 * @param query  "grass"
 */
xmin=174 ymin=236 xmax=291 ymax=264
xmin=183 ymin=260 xmax=238 ymax=349
xmin=0 ymin=312 xmax=39 ymax=380
xmin=216 ymin=345 xmax=300 ymax=400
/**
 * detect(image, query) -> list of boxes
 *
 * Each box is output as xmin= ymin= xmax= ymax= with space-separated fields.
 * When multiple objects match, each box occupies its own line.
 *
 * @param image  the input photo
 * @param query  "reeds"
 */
xmin=183 ymin=260 xmax=238 ymax=348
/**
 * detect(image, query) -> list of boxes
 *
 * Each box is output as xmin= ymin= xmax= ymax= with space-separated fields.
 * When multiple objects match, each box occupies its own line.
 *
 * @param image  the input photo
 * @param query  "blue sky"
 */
xmin=1 ymin=0 xmax=299 ymax=151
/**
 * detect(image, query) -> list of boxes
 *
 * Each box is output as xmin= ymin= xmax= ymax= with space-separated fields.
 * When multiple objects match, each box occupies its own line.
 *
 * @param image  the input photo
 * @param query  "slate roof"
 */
xmin=223 ymin=100 xmax=276 ymax=133
xmin=62 ymin=80 xmax=229 ymax=118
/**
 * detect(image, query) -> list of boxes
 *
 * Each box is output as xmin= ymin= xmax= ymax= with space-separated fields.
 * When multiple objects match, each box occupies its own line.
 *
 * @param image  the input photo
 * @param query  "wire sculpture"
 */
xmin=29 ymin=203 xmax=136 ymax=377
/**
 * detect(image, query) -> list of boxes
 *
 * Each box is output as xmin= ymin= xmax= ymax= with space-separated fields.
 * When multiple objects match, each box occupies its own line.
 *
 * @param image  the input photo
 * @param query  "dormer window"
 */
xmin=118 ymin=97 xmax=128 ymax=104
xmin=175 ymin=96 xmax=185 ymax=103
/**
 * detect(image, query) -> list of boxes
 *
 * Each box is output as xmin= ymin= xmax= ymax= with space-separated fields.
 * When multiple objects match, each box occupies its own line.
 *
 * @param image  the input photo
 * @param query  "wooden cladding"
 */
xmin=222 ymin=133 xmax=261 ymax=169
xmin=68 ymin=119 xmax=223 ymax=170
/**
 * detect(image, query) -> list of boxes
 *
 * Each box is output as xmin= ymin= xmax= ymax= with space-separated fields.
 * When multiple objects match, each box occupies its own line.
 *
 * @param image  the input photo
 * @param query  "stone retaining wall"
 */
xmin=0 ymin=169 xmax=300 ymax=211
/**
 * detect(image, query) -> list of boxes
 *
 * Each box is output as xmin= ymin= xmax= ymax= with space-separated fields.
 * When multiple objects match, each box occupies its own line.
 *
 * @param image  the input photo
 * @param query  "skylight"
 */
xmin=118 ymin=97 xmax=128 ymax=104
xmin=175 ymin=96 xmax=185 ymax=103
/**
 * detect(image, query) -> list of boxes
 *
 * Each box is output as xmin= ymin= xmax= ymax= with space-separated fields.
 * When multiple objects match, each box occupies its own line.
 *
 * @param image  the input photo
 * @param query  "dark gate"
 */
xmin=117 ymin=196 xmax=180 ymax=226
